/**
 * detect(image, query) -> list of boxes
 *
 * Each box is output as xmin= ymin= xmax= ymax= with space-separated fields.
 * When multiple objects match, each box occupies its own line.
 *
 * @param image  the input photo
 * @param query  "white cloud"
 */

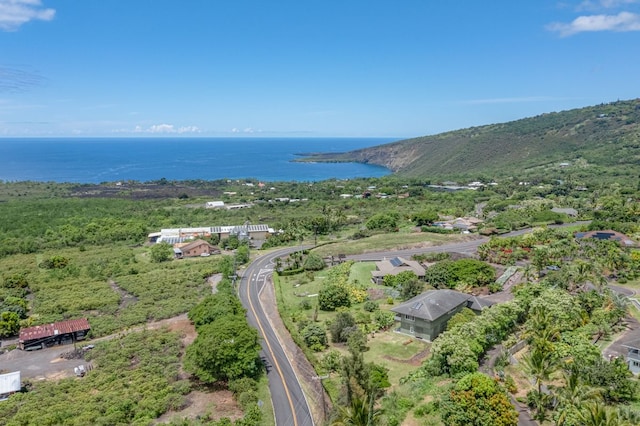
xmin=134 ymin=123 xmax=201 ymax=134
xmin=148 ymin=124 xmax=176 ymax=133
xmin=231 ymin=127 xmax=259 ymax=133
xmin=548 ymin=11 xmax=640 ymax=36
xmin=0 ymin=0 xmax=55 ymax=31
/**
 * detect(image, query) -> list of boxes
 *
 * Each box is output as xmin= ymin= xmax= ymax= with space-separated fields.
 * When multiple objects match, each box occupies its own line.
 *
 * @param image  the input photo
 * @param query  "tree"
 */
xmin=365 ymin=212 xmax=399 ymax=232
xmin=150 ymin=242 xmax=173 ymax=263
xmin=0 ymin=311 xmax=20 ymax=337
xmin=303 ymin=252 xmax=326 ymax=271
xmin=399 ymin=276 xmax=424 ymax=301
xmin=580 ymin=357 xmax=638 ymax=404
xmin=332 ymin=397 xmax=379 ymax=426
xmin=412 ymin=209 xmax=438 ymax=226
xmin=553 ymin=365 xmax=603 ymax=426
xmin=575 ymin=403 xmax=621 ymax=426
xmin=184 ymin=316 xmax=261 ymax=383
xmin=446 ymin=307 xmax=477 ymax=331
xmin=301 ymin=322 xmax=328 ymax=351
xmin=441 ymin=372 xmax=518 ymax=426
xmin=329 ymin=312 xmax=356 ymax=343
xmin=235 ymin=244 xmax=250 ymax=264
xmin=372 ymin=310 xmax=395 ymax=331
xmin=319 ymin=283 xmax=351 ymax=311
xmin=522 ymin=346 xmax=558 ymax=421
xmin=188 ymin=293 xmax=245 ymax=330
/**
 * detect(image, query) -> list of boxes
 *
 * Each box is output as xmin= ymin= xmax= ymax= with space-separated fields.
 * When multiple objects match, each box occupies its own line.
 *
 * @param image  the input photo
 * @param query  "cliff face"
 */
xmin=336 ymin=142 xmax=423 ymax=172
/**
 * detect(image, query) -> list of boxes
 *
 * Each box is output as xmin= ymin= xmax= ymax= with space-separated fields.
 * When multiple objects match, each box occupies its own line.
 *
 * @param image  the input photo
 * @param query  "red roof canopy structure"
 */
xmin=19 ymin=318 xmax=90 ymax=343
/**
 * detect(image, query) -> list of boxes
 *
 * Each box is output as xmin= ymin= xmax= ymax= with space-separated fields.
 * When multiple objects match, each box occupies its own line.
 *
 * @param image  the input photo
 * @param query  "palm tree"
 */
xmin=523 ymin=306 xmax=560 ymax=350
xmin=522 ymin=264 xmax=534 ymax=283
xmin=331 ymin=397 xmax=381 ymax=426
xmin=554 ymin=365 xmax=603 ymax=425
xmin=576 ymin=402 xmax=623 ymax=426
xmin=522 ymin=346 xmax=558 ymax=421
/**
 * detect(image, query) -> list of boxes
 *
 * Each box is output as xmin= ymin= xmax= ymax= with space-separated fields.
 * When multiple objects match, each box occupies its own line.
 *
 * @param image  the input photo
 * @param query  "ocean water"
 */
xmin=0 ymin=137 xmax=395 ymax=183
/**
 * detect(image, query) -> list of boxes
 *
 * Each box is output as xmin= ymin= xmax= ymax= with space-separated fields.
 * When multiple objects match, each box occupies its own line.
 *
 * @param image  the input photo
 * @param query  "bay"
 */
xmin=0 ymin=137 xmax=395 ymax=183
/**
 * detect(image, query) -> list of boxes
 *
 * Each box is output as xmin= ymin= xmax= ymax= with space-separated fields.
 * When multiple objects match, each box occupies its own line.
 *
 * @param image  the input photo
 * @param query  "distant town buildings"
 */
xmin=148 ymin=224 xmax=273 ymax=245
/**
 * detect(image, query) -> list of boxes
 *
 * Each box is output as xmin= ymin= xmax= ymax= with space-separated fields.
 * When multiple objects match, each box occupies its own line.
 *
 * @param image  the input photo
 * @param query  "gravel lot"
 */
xmin=0 ymin=344 xmax=90 ymax=381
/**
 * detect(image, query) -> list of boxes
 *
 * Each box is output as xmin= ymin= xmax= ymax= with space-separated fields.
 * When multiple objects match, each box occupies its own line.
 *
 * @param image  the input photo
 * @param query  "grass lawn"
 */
xmin=310 ymin=232 xmax=474 ymax=257
xmin=349 ymin=261 xmax=376 ymax=286
xmin=275 ymin=261 xmax=428 ymax=401
xmin=364 ymin=331 xmax=429 ymax=385
xmin=315 ymin=330 xmax=429 ymax=402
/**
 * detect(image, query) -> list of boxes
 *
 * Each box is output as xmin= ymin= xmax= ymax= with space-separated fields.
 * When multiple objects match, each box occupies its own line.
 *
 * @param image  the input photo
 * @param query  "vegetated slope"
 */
xmin=304 ymin=99 xmax=640 ymax=178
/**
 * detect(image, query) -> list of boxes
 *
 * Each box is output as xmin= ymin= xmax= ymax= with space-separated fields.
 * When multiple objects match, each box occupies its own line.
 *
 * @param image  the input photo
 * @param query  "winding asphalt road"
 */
xmin=238 ymin=246 xmax=314 ymax=426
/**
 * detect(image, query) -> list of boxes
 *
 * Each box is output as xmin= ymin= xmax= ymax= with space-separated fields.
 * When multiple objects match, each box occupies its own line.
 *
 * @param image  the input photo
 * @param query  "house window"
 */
xmin=633 ymin=361 xmax=640 ymax=367
xmin=404 ymin=315 xmax=415 ymax=322
xmin=409 ymin=325 xmax=415 ymax=334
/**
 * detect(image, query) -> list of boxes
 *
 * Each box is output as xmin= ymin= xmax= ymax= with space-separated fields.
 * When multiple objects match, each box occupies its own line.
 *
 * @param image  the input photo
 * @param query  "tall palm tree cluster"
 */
xmin=521 ymin=304 xmax=638 ymax=425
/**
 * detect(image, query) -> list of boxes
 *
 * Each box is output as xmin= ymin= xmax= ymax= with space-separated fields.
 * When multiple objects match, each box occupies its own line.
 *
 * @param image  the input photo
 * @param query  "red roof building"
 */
xmin=18 ymin=318 xmax=90 ymax=350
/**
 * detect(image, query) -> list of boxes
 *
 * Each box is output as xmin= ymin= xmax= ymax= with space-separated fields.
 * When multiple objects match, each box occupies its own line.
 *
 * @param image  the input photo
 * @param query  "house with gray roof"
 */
xmin=622 ymin=339 xmax=640 ymax=375
xmin=391 ymin=289 xmax=493 ymax=341
xmin=575 ymin=230 xmax=636 ymax=247
xmin=371 ymin=257 xmax=425 ymax=284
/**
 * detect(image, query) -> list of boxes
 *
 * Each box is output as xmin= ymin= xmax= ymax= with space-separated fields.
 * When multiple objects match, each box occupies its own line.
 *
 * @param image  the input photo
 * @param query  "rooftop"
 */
xmin=19 ymin=318 xmax=90 ymax=343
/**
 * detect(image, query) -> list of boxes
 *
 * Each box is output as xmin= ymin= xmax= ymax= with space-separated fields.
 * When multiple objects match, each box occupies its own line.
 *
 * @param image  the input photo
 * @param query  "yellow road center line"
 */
xmin=246 ymin=268 xmax=298 ymax=426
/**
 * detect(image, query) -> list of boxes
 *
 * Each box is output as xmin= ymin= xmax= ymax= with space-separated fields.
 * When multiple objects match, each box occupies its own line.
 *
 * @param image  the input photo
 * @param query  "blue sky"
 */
xmin=1 ymin=0 xmax=639 ymax=138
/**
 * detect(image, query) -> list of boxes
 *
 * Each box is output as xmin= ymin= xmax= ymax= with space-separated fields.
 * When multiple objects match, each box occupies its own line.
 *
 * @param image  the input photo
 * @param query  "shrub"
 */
xmin=322 ymin=350 xmax=342 ymax=373
xmin=366 ymin=212 xmax=399 ymax=232
xmin=228 ymin=377 xmax=258 ymax=396
xmin=301 ymin=323 xmax=328 ymax=349
xmin=363 ymin=301 xmax=379 ymax=312
xmin=237 ymin=390 xmax=258 ymax=411
xmin=373 ymin=310 xmax=395 ymax=330
xmin=299 ymin=299 xmax=312 ymax=310
xmin=350 ymin=229 xmax=372 ymax=240
xmin=39 ymin=255 xmax=71 ymax=269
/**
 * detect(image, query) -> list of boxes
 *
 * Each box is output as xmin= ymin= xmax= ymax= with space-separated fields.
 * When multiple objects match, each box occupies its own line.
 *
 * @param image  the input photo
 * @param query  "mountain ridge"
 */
xmin=301 ymin=99 xmax=640 ymax=179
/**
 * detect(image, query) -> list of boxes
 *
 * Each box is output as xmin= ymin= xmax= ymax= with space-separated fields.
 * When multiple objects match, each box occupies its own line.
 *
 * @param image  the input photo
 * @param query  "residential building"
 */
xmin=175 ymin=239 xmax=220 ymax=258
xmin=391 ymin=289 xmax=493 ymax=341
xmin=575 ymin=230 xmax=636 ymax=247
xmin=622 ymin=339 xmax=640 ymax=375
xmin=372 ymin=257 xmax=426 ymax=284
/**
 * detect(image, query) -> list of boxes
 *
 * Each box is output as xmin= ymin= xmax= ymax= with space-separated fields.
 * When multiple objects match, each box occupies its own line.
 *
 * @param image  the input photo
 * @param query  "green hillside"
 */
xmin=303 ymin=99 xmax=640 ymax=179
